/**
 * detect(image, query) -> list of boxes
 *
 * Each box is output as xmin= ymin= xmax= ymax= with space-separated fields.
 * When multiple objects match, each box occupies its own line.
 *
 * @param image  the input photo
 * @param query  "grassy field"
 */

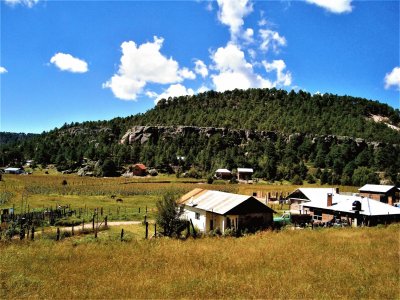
xmin=0 ymin=224 xmax=398 ymax=299
xmin=0 ymin=173 xmax=398 ymax=298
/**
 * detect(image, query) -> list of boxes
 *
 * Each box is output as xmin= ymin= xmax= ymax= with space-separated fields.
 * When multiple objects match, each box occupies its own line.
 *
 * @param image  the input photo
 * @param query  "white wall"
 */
xmin=181 ymin=206 xmax=207 ymax=232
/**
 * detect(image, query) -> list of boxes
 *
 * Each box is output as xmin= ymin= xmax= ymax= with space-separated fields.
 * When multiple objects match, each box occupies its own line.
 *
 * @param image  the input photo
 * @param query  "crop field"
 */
xmin=0 ymin=173 xmax=396 ymax=299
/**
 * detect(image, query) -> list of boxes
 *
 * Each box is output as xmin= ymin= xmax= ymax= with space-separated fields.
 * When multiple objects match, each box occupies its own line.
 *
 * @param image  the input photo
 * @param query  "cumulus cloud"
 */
xmin=50 ymin=53 xmax=88 ymax=73
xmin=178 ymin=67 xmax=196 ymax=80
xmin=0 ymin=67 xmax=8 ymax=74
xmin=155 ymin=84 xmax=194 ymax=103
xmin=259 ymin=29 xmax=287 ymax=53
xmin=216 ymin=0 xmax=253 ymax=41
xmin=4 ymin=0 xmax=39 ymax=7
xmin=263 ymin=59 xmax=292 ymax=87
xmin=211 ymin=43 xmax=272 ymax=92
xmin=305 ymin=0 xmax=353 ymax=14
xmin=384 ymin=67 xmax=400 ymax=90
xmin=194 ymin=60 xmax=208 ymax=78
xmin=103 ymin=36 xmax=195 ymax=101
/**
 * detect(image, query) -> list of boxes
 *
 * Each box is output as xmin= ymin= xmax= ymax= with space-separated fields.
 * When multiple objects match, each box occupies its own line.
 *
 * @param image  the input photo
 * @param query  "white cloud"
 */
xmin=155 ymin=84 xmax=194 ymax=103
xmin=50 ymin=53 xmax=88 ymax=73
xmin=4 ymin=0 xmax=39 ymax=7
xmin=384 ymin=67 xmax=400 ymax=90
xmin=259 ymin=29 xmax=287 ymax=53
xmin=305 ymin=0 xmax=353 ymax=14
xmin=194 ymin=60 xmax=208 ymax=78
xmin=0 ymin=67 xmax=8 ymax=74
xmin=211 ymin=43 xmax=272 ymax=92
xmin=103 ymin=36 xmax=194 ymax=101
xmin=263 ymin=59 xmax=292 ymax=87
xmin=178 ymin=67 xmax=196 ymax=80
xmin=197 ymin=85 xmax=210 ymax=94
xmin=216 ymin=0 xmax=253 ymax=41
xmin=243 ymin=28 xmax=254 ymax=43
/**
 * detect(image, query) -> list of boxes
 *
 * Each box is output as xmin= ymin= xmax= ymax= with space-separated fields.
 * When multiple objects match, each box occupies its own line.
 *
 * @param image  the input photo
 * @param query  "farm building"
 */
xmin=214 ymin=168 xmax=232 ymax=179
xmin=287 ymin=188 xmax=338 ymax=212
xmin=289 ymin=188 xmax=400 ymax=226
xmin=178 ymin=188 xmax=275 ymax=233
xmin=358 ymin=184 xmax=398 ymax=205
xmin=237 ymin=168 xmax=253 ymax=182
xmin=4 ymin=167 xmax=24 ymax=174
xmin=131 ymin=164 xmax=147 ymax=176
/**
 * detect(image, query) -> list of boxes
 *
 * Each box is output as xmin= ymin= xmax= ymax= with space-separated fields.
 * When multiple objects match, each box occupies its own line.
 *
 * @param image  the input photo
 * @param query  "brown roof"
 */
xmin=133 ymin=164 xmax=146 ymax=170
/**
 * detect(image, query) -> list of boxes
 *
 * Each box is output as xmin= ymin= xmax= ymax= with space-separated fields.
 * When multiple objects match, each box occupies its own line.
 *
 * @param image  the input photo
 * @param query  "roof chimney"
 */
xmin=327 ymin=193 xmax=333 ymax=206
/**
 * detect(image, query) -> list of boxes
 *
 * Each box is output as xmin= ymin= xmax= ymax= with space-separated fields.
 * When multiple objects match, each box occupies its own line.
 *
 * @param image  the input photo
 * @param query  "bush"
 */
xmin=156 ymin=192 xmax=187 ymax=237
xmin=291 ymin=175 xmax=303 ymax=185
xmin=207 ymin=176 xmax=214 ymax=184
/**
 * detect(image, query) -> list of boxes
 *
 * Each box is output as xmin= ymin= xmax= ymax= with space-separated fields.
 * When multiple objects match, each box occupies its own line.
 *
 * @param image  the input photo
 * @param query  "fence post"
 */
xmin=145 ymin=222 xmax=149 ymax=239
xmin=101 ymin=207 xmax=103 ymax=216
xmin=154 ymin=223 xmax=157 ymax=238
xmin=121 ymin=228 xmax=124 ymax=241
xmin=105 ymin=216 xmax=108 ymax=227
xmin=72 ymin=225 xmax=74 ymax=236
xmin=92 ymin=215 xmax=95 ymax=230
xmin=82 ymin=219 xmax=85 ymax=231
xmin=31 ymin=227 xmax=34 ymax=241
xmin=139 ymin=207 xmax=140 ymax=214
xmin=56 ymin=228 xmax=60 ymax=241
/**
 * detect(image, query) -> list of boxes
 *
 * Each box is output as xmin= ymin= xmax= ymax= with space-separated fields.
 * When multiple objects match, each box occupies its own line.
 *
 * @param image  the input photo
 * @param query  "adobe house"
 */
xmin=237 ymin=168 xmax=253 ymax=181
xmin=178 ymin=188 xmax=276 ymax=233
xmin=131 ymin=164 xmax=147 ymax=176
xmin=214 ymin=168 xmax=232 ymax=180
xmin=358 ymin=184 xmax=398 ymax=206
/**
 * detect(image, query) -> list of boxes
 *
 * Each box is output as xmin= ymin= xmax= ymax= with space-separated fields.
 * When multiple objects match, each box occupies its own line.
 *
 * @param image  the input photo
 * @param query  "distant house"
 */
xmin=178 ymin=188 xmax=276 ymax=233
xmin=289 ymin=187 xmax=400 ymax=226
xmin=4 ymin=167 xmax=24 ymax=174
xmin=287 ymin=188 xmax=338 ymax=213
xmin=237 ymin=168 xmax=253 ymax=181
xmin=214 ymin=168 xmax=232 ymax=180
xmin=358 ymin=184 xmax=398 ymax=206
xmin=131 ymin=164 xmax=147 ymax=176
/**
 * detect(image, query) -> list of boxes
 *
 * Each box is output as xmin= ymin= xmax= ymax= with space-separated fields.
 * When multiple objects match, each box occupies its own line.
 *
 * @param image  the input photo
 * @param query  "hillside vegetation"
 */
xmin=1 ymin=88 xmax=399 ymax=185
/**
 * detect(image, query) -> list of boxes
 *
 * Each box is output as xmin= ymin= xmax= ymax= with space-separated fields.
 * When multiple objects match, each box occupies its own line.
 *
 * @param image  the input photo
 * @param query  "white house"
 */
xmin=178 ymin=188 xmax=275 ymax=233
xmin=237 ymin=168 xmax=253 ymax=181
xmin=4 ymin=167 xmax=24 ymax=174
xmin=214 ymin=168 xmax=232 ymax=179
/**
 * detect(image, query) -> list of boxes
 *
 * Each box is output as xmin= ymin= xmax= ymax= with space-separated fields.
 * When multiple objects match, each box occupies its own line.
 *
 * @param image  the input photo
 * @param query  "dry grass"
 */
xmin=0 ymin=224 xmax=399 ymax=299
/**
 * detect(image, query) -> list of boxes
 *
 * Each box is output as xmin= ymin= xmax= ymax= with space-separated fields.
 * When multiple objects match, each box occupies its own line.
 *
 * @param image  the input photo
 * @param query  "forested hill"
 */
xmin=129 ymin=89 xmax=400 ymax=144
xmin=1 ymin=88 xmax=400 ymax=186
xmin=0 ymin=132 xmax=38 ymax=145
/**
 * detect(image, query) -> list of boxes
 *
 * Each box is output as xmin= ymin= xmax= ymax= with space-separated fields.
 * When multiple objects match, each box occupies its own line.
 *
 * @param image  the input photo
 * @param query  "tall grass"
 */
xmin=0 ymin=224 xmax=398 ymax=299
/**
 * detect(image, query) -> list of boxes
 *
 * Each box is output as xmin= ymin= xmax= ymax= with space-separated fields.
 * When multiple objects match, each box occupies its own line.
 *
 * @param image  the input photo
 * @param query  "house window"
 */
xmin=313 ymin=209 xmax=322 ymax=221
xmin=195 ymin=212 xmax=200 ymax=220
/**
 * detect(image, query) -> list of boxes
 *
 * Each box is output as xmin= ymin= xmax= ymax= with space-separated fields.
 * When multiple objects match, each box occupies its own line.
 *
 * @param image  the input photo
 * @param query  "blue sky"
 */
xmin=1 ymin=0 xmax=399 ymax=133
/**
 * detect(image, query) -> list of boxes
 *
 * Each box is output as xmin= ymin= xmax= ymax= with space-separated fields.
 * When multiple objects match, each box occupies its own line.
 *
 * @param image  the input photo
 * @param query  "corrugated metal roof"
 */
xmin=358 ymin=184 xmax=395 ymax=193
xmin=237 ymin=168 xmax=253 ymax=173
xmin=179 ymin=189 xmax=261 ymax=215
xmin=329 ymin=196 xmax=400 ymax=216
xmin=215 ymin=169 xmax=231 ymax=173
xmin=301 ymin=192 xmax=400 ymax=216
xmin=297 ymin=188 xmax=337 ymax=206
xmin=5 ymin=167 xmax=22 ymax=171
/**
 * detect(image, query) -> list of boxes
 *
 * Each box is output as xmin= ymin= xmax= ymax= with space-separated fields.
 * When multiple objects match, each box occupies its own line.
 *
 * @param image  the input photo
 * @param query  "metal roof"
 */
xmin=215 ymin=169 xmax=231 ymax=173
xmin=237 ymin=168 xmax=253 ymax=173
xmin=295 ymin=188 xmax=338 ymax=206
xmin=358 ymin=184 xmax=395 ymax=193
xmin=301 ymin=192 xmax=400 ymax=216
xmin=179 ymin=189 xmax=268 ymax=215
xmin=5 ymin=167 xmax=22 ymax=171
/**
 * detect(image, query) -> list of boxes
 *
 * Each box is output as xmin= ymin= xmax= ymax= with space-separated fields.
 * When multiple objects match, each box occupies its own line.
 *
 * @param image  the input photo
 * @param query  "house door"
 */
xmin=209 ymin=219 xmax=214 ymax=231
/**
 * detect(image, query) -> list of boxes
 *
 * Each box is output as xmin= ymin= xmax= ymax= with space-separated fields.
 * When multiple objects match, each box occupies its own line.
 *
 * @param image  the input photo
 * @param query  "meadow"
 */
xmin=0 ymin=224 xmax=398 ymax=299
xmin=1 ymin=173 xmax=397 ymax=299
